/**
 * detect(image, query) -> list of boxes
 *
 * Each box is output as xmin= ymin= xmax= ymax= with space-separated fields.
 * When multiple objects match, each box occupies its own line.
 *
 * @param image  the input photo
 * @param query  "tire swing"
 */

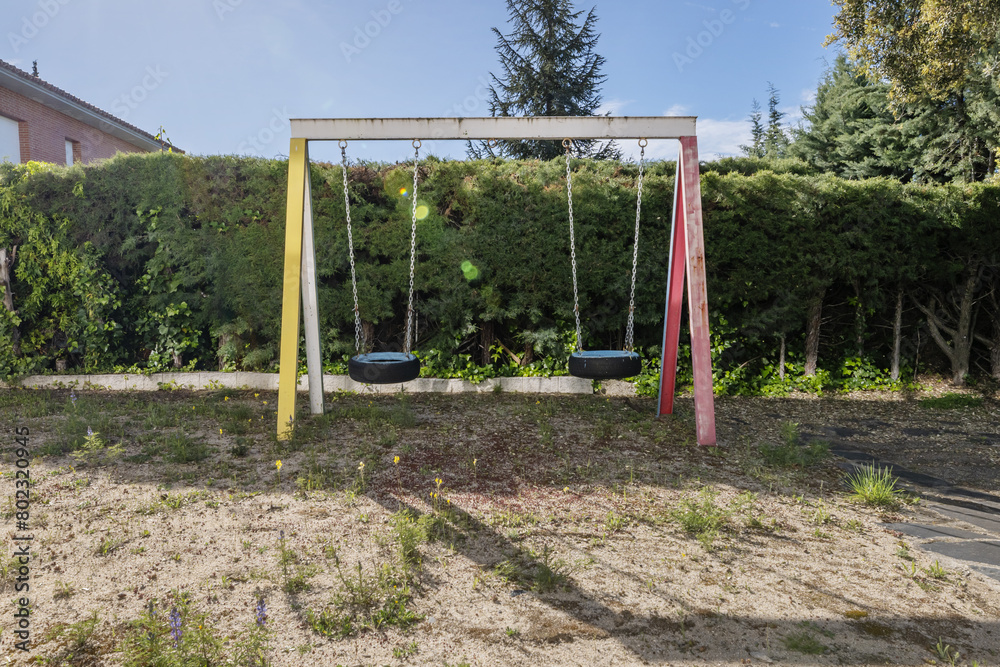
xmin=339 ymin=139 xmax=422 ymax=384
xmin=563 ymin=138 xmax=646 ymax=380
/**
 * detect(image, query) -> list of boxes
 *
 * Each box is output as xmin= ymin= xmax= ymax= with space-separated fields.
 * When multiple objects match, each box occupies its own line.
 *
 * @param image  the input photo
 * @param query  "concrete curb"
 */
xmin=2 ymin=372 xmax=601 ymax=395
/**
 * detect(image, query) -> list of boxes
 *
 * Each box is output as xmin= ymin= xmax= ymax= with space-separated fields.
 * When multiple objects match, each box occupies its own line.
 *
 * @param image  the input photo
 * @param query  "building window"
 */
xmin=1 ymin=115 xmax=20 ymax=163
xmin=65 ymin=139 xmax=74 ymax=165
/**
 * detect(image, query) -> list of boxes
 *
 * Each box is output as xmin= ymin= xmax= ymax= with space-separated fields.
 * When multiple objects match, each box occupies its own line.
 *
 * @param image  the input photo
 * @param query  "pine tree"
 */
xmin=764 ymin=83 xmax=790 ymax=159
xmin=468 ymin=0 xmax=619 ymax=160
xmin=739 ymin=99 xmax=766 ymax=158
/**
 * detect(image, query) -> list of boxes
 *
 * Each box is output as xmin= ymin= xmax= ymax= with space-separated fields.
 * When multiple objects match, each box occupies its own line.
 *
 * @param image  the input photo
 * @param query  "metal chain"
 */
xmin=625 ymin=139 xmax=647 ymax=351
xmin=404 ymin=140 xmax=421 ymax=355
xmin=564 ymin=139 xmax=583 ymax=351
xmin=340 ymin=141 xmax=363 ymax=353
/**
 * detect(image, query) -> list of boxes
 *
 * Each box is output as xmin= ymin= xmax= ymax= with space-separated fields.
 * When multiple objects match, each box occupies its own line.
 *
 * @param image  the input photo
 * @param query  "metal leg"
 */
xmin=300 ymin=152 xmax=324 ymax=416
xmin=277 ymin=139 xmax=308 ymax=440
xmin=679 ymin=136 xmax=717 ymax=446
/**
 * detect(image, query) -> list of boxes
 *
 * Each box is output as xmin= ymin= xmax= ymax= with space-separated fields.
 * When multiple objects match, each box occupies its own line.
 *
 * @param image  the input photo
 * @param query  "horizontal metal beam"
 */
xmin=290 ymin=116 xmax=696 ymax=141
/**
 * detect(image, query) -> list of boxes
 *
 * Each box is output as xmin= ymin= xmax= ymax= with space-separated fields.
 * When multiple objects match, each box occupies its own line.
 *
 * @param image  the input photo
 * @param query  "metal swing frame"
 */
xmin=276 ymin=116 xmax=717 ymax=445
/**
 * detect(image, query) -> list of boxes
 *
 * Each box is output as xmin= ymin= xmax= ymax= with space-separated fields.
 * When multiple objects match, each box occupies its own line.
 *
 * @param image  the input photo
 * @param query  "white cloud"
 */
xmin=615 ymin=115 xmax=751 ymax=162
xmin=801 ymin=88 xmax=817 ymax=104
xmin=770 ymin=22 xmax=781 ymax=28
xmin=596 ymin=98 xmax=633 ymax=115
xmin=664 ymin=104 xmax=690 ymax=117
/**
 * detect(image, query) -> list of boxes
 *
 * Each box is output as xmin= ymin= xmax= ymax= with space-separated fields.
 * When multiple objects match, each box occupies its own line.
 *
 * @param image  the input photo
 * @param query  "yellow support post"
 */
xmin=276 ymin=138 xmax=308 ymax=440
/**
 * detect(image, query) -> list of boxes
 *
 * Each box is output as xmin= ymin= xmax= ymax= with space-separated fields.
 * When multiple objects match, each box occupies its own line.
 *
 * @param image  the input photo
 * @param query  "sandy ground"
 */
xmin=2 ymin=387 xmax=999 ymax=666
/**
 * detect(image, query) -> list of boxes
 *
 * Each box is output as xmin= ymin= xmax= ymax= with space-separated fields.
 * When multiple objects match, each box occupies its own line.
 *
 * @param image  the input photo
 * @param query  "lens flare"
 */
xmin=415 ymin=204 xmax=429 ymax=220
xmin=399 ymin=187 xmax=409 ymax=197
xmin=461 ymin=260 xmax=480 ymax=281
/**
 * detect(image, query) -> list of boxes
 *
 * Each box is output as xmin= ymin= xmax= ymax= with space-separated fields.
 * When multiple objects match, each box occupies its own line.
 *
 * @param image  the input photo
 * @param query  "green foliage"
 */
xmin=845 ymin=463 xmax=906 ymax=509
xmin=2 ymin=151 xmax=1000 ymax=391
xmin=919 ymin=393 xmax=984 ymax=409
xmin=471 ymin=0 xmax=617 ymax=160
xmin=759 ymin=423 xmax=830 ymax=467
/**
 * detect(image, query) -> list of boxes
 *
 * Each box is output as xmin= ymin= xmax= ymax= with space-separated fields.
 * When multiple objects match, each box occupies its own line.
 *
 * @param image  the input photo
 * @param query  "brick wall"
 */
xmin=0 ymin=86 xmax=148 ymax=164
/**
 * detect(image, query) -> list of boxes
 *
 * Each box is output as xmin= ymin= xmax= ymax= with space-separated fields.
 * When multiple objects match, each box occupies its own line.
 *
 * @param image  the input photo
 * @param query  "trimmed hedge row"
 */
xmin=1 ymin=153 xmax=998 ymax=389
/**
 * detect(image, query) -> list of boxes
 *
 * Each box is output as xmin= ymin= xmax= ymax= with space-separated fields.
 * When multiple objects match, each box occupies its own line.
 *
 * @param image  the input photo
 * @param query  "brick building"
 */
xmin=0 ymin=59 xmax=175 ymax=165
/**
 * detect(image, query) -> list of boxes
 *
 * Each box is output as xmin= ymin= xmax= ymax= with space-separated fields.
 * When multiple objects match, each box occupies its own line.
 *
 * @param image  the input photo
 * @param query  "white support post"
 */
xmin=300 ymin=155 xmax=324 ymax=415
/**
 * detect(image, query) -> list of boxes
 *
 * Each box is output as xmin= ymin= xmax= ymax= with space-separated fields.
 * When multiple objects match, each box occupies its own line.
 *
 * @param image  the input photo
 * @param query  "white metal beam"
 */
xmin=290 ymin=116 xmax=696 ymax=141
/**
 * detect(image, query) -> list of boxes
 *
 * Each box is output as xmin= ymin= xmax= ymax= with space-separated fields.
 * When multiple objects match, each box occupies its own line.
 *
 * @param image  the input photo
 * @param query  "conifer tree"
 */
xmin=764 ymin=83 xmax=790 ymax=159
xmin=469 ymin=0 xmax=619 ymax=160
xmin=739 ymin=99 xmax=765 ymax=158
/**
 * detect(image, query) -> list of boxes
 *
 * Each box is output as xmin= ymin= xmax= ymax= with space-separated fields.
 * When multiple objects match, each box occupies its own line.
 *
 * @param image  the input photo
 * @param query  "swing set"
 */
xmin=276 ymin=117 xmax=716 ymax=445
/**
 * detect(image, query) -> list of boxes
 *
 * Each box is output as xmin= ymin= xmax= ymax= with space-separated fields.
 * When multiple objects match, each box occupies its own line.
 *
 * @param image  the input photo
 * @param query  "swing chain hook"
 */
xmin=564 ymin=139 xmax=583 ymax=352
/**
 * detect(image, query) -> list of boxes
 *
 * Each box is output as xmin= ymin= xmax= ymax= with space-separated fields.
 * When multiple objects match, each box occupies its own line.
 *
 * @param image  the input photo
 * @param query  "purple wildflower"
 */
xmin=87 ymin=426 xmax=93 ymax=438
xmin=169 ymin=607 xmax=182 ymax=647
xmin=255 ymin=597 xmax=267 ymax=628
xmin=70 ymin=391 xmax=77 ymax=406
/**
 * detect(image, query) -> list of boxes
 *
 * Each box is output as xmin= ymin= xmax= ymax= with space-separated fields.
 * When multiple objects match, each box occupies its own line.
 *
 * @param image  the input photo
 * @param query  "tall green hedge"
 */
xmin=1 ymin=153 xmax=998 ymax=388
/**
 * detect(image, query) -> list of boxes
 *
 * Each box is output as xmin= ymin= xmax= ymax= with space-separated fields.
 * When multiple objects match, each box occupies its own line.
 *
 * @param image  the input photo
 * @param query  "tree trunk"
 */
xmin=913 ymin=271 xmax=979 ymax=386
xmin=480 ymin=321 xmax=494 ymax=367
xmin=891 ymin=290 xmax=903 ymax=381
xmin=0 ymin=246 xmax=21 ymax=357
xmin=172 ymin=352 xmax=183 ymax=369
xmin=804 ymin=288 xmax=825 ymax=376
xmin=853 ymin=280 xmax=865 ymax=358
xmin=778 ymin=334 xmax=786 ymax=381
xmin=522 ymin=342 xmax=534 ymax=366
xmin=974 ymin=288 xmax=1000 ymax=381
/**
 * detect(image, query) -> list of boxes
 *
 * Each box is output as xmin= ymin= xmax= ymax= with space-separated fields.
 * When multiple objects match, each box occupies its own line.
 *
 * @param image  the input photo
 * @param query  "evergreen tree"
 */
xmin=789 ymin=55 xmax=998 ymax=182
xmin=739 ymin=99 xmax=765 ymax=158
xmin=764 ymin=83 xmax=790 ymax=159
xmin=468 ymin=0 xmax=619 ymax=160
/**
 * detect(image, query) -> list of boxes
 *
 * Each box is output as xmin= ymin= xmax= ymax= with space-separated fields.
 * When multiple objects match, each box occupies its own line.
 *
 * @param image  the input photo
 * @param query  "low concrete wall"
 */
xmin=4 ymin=372 xmax=598 ymax=395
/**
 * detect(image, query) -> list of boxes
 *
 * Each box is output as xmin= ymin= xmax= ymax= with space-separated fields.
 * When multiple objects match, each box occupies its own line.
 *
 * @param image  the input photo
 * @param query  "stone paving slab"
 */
xmin=924 ymin=502 xmax=1000 ymax=536
xmin=880 ymin=522 xmax=991 ymax=541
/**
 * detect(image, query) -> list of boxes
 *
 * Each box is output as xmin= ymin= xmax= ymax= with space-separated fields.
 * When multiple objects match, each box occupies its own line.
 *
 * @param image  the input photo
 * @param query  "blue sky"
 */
xmin=2 ymin=0 xmax=842 ymax=164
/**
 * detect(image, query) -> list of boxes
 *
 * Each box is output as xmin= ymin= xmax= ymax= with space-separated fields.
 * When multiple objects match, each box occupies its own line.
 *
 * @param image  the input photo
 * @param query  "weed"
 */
xmin=43 ymin=611 xmax=102 ymax=662
xmin=53 ymin=580 xmax=75 ymax=600
xmin=70 ymin=427 xmax=124 ymax=466
xmin=391 ymin=511 xmax=427 ymax=571
xmin=783 ymin=629 xmax=827 ymax=654
xmin=604 ymin=511 xmax=628 ymax=534
xmin=846 ymin=463 xmax=905 ymax=509
xmin=925 ymin=560 xmax=948 ymax=580
xmin=505 ymin=627 xmax=520 ymax=638
xmin=932 ymin=638 xmax=961 ymax=665
xmin=97 ymin=534 xmax=126 ymax=556
xmin=165 ymin=432 xmax=210 ymax=463
xmin=669 ymin=488 xmax=732 ymax=549
xmin=393 ymin=641 xmax=418 ymax=658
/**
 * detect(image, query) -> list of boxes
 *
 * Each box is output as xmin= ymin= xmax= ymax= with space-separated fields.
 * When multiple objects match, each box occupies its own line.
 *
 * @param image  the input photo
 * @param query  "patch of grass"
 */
xmin=759 ymin=422 xmax=830 ymax=467
xmin=306 ymin=558 xmax=421 ymax=639
xmin=493 ymin=544 xmax=571 ymax=593
xmin=924 ymin=560 xmax=948 ymax=580
xmin=845 ymin=463 xmax=906 ymax=509
xmin=43 ymin=611 xmax=103 ymax=663
xmin=669 ymin=488 xmax=733 ymax=549
xmin=391 ymin=511 xmax=428 ymax=571
xmin=783 ymin=629 xmax=827 ymax=654
xmin=165 ymin=432 xmax=210 ymax=463
xmin=920 ymin=393 xmax=983 ymax=410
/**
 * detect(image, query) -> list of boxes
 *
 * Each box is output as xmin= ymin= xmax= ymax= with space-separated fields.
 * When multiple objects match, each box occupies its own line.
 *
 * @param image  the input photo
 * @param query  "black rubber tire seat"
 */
xmin=349 ymin=352 xmax=421 ymax=384
xmin=568 ymin=350 xmax=642 ymax=380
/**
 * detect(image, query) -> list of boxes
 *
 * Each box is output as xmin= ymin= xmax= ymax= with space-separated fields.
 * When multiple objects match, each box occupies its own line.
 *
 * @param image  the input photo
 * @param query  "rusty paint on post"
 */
xmin=679 ymin=137 xmax=717 ymax=446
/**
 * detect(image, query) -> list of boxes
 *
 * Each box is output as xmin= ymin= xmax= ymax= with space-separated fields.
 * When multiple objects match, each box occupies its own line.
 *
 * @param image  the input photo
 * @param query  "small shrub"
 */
xmin=845 ymin=463 xmax=905 ymax=509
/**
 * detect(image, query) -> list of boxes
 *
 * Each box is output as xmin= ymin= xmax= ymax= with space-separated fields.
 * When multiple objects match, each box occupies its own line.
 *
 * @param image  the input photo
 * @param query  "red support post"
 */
xmin=679 ymin=137 xmax=716 ymax=446
xmin=657 ymin=152 xmax=688 ymax=417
